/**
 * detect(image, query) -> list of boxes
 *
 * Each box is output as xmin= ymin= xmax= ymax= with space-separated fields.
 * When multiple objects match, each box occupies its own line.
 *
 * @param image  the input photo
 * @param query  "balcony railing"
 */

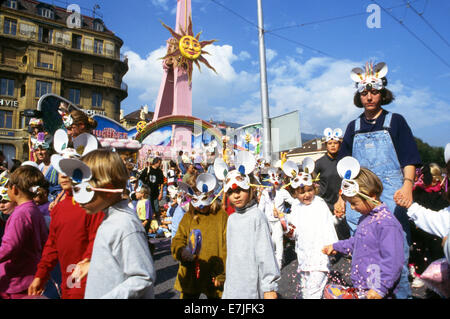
xmin=64 ymin=72 xmax=128 ymax=92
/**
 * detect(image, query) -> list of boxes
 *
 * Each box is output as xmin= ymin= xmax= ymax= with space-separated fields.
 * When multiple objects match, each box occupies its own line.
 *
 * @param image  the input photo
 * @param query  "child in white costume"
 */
xmin=258 ymin=168 xmax=285 ymax=269
xmin=283 ymin=158 xmax=338 ymax=299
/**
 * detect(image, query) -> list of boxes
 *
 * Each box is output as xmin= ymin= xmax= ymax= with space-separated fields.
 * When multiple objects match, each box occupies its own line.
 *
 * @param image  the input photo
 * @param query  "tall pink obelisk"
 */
xmin=153 ymin=0 xmax=192 ymax=151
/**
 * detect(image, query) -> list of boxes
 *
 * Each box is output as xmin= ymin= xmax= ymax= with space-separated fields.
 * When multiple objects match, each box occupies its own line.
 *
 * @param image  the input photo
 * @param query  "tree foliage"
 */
xmin=415 ymin=138 xmax=445 ymax=168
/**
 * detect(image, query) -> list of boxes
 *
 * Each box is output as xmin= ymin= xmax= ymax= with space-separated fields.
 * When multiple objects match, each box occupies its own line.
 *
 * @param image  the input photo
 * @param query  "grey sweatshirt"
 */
xmin=84 ymin=200 xmax=156 ymax=299
xmin=222 ymin=201 xmax=280 ymax=299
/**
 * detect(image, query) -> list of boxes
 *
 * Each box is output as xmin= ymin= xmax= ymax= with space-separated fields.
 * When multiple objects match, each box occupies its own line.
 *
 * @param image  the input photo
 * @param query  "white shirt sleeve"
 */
xmin=407 ymin=203 xmax=450 ymax=238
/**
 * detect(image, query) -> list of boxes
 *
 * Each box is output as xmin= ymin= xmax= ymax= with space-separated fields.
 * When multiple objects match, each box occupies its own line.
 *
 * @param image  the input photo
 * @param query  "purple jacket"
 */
xmin=333 ymin=204 xmax=404 ymax=297
xmin=0 ymin=201 xmax=48 ymax=294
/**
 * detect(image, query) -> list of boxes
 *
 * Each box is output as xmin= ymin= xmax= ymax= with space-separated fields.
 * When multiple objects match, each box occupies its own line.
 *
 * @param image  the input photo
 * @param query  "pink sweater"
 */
xmin=0 ymin=201 xmax=48 ymax=294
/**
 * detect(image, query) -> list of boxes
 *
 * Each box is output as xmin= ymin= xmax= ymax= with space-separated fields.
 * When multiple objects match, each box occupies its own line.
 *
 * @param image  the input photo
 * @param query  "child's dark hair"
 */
xmin=9 ymin=165 xmax=47 ymax=199
xmin=34 ymin=179 xmax=49 ymax=199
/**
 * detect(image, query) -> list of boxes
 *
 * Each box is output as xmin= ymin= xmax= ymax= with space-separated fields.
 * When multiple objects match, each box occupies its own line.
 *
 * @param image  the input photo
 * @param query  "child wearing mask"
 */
xmin=322 ymin=157 xmax=404 ymax=299
xmin=282 ymin=159 xmax=338 ymax=299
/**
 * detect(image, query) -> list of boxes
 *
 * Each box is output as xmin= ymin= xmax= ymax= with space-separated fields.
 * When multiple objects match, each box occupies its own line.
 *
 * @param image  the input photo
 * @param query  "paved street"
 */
xmin=152 ymin=237 xmax=430 ymax=299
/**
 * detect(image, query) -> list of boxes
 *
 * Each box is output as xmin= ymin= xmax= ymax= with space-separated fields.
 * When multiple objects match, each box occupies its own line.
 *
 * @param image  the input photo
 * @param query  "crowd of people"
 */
xmin=0 ymin=61 xmax=448 ymax=299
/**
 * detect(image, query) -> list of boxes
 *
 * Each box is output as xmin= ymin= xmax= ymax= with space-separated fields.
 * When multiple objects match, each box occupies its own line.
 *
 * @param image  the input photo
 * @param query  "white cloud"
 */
xmin=266 ymin=48 xmax=277 ymax=62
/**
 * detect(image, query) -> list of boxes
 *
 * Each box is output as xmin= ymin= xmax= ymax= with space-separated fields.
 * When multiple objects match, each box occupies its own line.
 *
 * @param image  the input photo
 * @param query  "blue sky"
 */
xmin=64 ymin=0 xmax=449 ymax=147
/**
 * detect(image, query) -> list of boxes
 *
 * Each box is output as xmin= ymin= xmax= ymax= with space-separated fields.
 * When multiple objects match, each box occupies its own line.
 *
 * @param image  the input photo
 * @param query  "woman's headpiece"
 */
xmin=350 ymin=61 xmax=388 ymax=93
xmin=31 ymin=132 xmax=52 ymax=150
xmin=29 ymin=118 xmax=43 ymax=127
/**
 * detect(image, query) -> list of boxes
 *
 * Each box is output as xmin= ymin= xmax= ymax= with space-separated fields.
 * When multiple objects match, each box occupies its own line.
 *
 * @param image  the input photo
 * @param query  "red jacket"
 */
xmin=35 ymin=191 xmax=104 ymax=299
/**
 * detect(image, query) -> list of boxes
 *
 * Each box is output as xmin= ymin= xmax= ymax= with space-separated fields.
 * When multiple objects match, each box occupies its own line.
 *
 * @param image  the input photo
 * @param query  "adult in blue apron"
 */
xmin=336 ymin=62 xmax=421 ymax=299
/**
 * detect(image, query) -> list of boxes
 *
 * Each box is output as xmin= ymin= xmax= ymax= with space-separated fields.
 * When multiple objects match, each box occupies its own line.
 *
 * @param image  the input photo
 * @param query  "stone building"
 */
xmin=0 ymin=0 xmax=128 ymax=160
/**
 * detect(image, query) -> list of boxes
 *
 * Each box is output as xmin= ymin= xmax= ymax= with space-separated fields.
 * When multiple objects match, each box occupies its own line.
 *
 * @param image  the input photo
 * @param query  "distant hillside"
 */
xmin=301 ymin=132 xmax=322 ymax=143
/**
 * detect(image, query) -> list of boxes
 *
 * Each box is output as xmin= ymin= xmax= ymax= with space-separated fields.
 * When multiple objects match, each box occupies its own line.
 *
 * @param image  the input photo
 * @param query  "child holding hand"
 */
xmin=322 ymin=157 xmax=404 ymax=299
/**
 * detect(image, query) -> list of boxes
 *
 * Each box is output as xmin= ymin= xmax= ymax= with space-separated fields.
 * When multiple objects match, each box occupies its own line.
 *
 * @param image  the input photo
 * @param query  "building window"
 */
xmin=0 ymin=110 xmax=13 ymax=128
xmin=3 ymin=18 xmax=17 ymax=35
xmin=72 ymin=34 xmax=82 ymax=49
xmin=38 ymin=27 xmax=53 ymax=44
xmin=94 ymin=20 xmax=104 ymax=32
xmin=20 ymin=113 xmax=31 ymax=129
xmin=1 ymin=47 xmax=16 ymax=65
xmin=93 ymin=64 xmax=104 ymax=80
xmin=92 ymin=92 xmax=102 ymax=108
xmin=0 ymin=144 xmax=16 ymax=161
xmin=94 ymin=39 xmax=103 ymax=54
xmin=35 ymin=80 xmax=52 ymax=97
xmin=0 ymin=78 xmax=14 ymax=96
xmin=5 ymin=0 xmax=18 ymax=10
xmin=38 ymin=7 xmax=55 ymax=19
xmin=71 ymin=60 xmax=82 ymax=77
xmin=69 ymin=88 xmax=81 ymax=105
xmin=37 ymin=51 xmax=54 ymax=69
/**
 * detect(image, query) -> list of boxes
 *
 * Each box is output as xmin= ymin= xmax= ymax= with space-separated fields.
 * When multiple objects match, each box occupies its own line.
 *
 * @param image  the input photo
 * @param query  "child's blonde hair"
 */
xmin=81 ymin=149 xmax=129 ymax=189
xmin=138 ymin=185 xmax=150 ymax=199
xmin=352 ymin=167 xmax=383 ymax=200
xmin=429 ymin=163 xmax=443 ymax=184
xmin=9 ymin=165 xmax=47 ymax=199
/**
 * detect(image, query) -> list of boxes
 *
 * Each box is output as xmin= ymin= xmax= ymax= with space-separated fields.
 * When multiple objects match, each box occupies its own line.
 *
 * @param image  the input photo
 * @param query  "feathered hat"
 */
xmin=350 ymin=61 xmax=388 ymax=93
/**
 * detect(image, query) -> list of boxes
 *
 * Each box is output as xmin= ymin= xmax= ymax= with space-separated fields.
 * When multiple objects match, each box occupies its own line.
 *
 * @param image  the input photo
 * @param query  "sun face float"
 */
xmin=161 ymin=15 xmax=217 ymax=84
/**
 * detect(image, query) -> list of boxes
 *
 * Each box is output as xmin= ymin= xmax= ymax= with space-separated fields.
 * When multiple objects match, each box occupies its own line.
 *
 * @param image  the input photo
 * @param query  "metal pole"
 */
xmin=257 ymin=0 xmax=272 ymax=162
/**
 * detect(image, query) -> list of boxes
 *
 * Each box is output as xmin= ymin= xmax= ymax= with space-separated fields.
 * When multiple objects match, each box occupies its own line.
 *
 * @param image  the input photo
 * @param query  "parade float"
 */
xmin=36 ymin=93 xmax=143 ymax=164
xmin=134 ymin=0 xmax=225 ymax=165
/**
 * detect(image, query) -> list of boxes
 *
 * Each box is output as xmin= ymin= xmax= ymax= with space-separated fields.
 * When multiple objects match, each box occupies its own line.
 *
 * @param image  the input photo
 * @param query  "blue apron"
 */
xmin=345 ymin=112 xmax=411 ymax=299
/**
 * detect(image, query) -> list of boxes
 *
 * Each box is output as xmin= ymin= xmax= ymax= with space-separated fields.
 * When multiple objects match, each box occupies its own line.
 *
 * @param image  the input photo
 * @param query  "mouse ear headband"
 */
xmin=282 ymin=157 xmax=318 ymax=189
xmin=58 ymin=158 xmax=123 ymax=204
xmin=337 ymin=156 xmax=380 ymax=205
xmin=51 ymin=129 xmax=98 ymax=175
xmin=323 ymin=128 xmax=343 ymax=142
xmin=351 ymin=61 xmax=388 ymax=93
xmin=221 ymin=151 xmax=257 ymax=192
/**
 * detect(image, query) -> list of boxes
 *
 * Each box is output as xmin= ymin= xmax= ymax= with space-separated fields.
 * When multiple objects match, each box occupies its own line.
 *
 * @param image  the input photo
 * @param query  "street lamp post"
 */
xmin=257 ymin=0 xmax=272 ymax=162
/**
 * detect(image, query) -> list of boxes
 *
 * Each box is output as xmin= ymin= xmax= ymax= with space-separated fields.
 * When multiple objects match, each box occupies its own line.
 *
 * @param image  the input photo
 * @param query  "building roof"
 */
xmin=2 ymin=0 xmax=117 ymax=38
xmin=287 ymin=137 xmax=326 ymax=155
xmin=123 ymin=109 xmax=154 ymax=122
